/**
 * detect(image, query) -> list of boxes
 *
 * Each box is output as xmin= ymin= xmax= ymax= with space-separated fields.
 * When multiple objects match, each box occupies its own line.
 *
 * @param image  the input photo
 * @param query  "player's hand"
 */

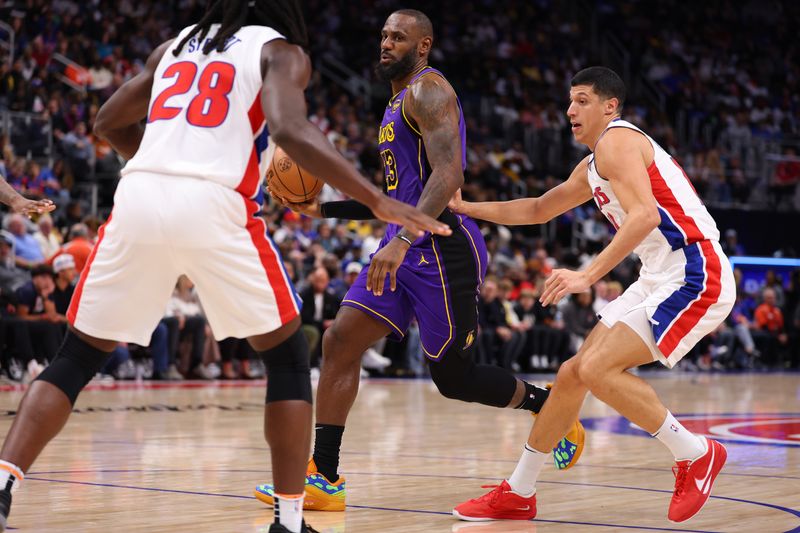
xmin=266 ymin=186 xmax=322 ymax=218
xmin=447 ymin=188 xmax=466 ymax=213
xmin=10 ymin=196 xmax=55 ymax=217
xmin=372 ymin=196 xmax=451 ymax=237
xmin=540 ymin=268 xmax=591 ymax=306
xmin=366 ymin=237 xmax=409 ymax=296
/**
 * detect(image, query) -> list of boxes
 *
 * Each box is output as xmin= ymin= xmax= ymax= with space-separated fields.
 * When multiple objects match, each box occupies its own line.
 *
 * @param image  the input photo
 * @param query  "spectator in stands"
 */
xmin=300 ymin=266 xmax=340 ymax=366
xmin=49 ymin=222 xmax=93 ymax=271
xmin=0 ymin=231 xmax=30 ymax=293
xmin=754 ymin=287 xmax=789 ymax=366
xmin=721 ymin=229 xmax=745 ymax=257
xmin=51 ymin=253 xmax=76 ymax=317
xmin=562 ymin=288 xmax=598 ymax=353
xmin=165 ymin=275 xmax=210 ymax=379
xmin=33 ymin=214 xmax=62 ymax=258
xmin=57 ymin=121 xmax=94 ymax=179
xmin=496 ymin=279 xmax=527 ymax=371
xmin=14 ymin=264 xmax=63 ymax=380
xmin=219 ymin=338 xmax=260 ymax=380
xmin=6 ymin=213 xmax=43 ymax=268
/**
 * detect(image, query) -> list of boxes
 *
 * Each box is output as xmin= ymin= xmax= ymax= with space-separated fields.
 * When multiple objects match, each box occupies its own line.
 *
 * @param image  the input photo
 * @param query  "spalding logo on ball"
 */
xmin=267 ymin=146 xmax=323 ymax=203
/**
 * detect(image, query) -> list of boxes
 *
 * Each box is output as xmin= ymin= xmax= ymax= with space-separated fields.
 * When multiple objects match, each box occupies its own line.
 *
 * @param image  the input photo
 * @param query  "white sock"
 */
xmin=652 ymin=411 xmax=707 ymax=461
xmin=506 ymin=445 xmax=545 ymax=497
xmin=0 ymin=460 xmax=23 ymax=493
xmin=274 ymin=493 xmax=304 ymax=533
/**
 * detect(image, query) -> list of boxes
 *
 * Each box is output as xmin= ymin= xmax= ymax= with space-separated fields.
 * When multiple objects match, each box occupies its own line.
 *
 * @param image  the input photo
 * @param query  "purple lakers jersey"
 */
xmin=378 ymin=66 xmax=468 ymax=243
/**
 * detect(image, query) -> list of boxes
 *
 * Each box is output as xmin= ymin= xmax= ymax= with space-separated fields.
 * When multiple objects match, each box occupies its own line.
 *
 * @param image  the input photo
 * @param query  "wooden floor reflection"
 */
xmin=0 ymin=371 xmax=798 ymax=532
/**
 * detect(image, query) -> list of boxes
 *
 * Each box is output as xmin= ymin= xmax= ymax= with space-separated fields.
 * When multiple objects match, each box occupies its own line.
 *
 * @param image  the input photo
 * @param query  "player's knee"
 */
xmin=36 ymin=330 xmax=113 ymax=405
xmin=557 ymin=356 xmax=582 ymax=386
xmin=262 ymin=328 xmax=312 ymax=404
xmin=429 ymin=358 xmax=475 ymax=402
xmin=320 ymin=322 xmax=359 ymax=367
xmin=576 ymin=351 xmax=608 ymax=391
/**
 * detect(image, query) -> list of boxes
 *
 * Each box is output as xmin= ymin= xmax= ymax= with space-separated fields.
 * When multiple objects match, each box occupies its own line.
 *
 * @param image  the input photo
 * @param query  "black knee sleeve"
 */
xmin=429 ymin=346 xmax=517 ymax=407
xmin=36 ymin=331 xmax=113 ymax=405
xmin=260 ymin=328 xmax=312 ymax=404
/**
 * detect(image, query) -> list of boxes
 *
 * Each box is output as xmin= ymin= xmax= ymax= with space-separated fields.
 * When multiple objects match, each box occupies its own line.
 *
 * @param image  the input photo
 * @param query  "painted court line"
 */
xmin=26 ymin=476 xmax=723 ymax=532
xmin=25 ymin=468 xmax=800 ymax=528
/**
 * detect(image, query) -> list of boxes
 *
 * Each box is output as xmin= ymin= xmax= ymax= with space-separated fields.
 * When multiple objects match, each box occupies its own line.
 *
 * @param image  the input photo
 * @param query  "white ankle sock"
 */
xmin=652 ymin=411 xmax=707 ymax=461
xmin=274 ymin=492 xmax=304 ymax=533
xmin=506 ymin=445 xmax=545 ymax=497
xmin=0 ymin=461 xmax=23 ymax=493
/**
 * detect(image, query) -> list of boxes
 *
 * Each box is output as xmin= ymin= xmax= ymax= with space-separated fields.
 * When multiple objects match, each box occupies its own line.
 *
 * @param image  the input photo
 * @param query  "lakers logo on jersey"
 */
xmin=418 ymin=253 xmax=430 ymax=266
xmin=378 ymin=121 xmax=395 ymax=143
xmin=464 ymin=330 xmax=475 ymax=350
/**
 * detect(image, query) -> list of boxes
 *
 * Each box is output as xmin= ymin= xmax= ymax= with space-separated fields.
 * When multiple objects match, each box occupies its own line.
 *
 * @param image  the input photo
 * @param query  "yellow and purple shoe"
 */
xmin=254 ymin=458 xmax=346 ymax=511
xmin=535 ymin=383 xmax=586 ymax=470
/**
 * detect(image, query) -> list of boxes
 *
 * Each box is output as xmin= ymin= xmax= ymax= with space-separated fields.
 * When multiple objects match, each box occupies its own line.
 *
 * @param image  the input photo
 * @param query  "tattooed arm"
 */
xmin=396 ymin=74 xmax=464 ymax=243
xmin=365 ymin=73 xmax=465 ymax=296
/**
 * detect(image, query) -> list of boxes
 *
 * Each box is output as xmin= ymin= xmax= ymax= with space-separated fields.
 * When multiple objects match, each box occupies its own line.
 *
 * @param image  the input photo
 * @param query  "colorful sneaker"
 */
xmin=536 ymin=383 xmax=586 ymax=470
xmin=255 ymin=459 xmax=346 ymax=512
xmin=551 ymin=418 xmax=585 ymax=470
xmin=452 ymin=480 xmax=536 ymax=521
xmin=668 ymin=437 xmax=727 ymax=523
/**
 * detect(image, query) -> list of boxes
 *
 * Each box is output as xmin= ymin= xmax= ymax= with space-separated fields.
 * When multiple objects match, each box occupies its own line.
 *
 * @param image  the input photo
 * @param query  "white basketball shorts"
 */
xmin=598 ymin=240 xmax=735 ymax=368
xmin=67 ymin=172 xmax=301 ymax=345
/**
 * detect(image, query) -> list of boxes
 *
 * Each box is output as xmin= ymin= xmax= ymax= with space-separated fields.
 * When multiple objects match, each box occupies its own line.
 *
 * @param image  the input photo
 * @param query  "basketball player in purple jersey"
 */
xmin=256 ymin=9 xmax=585 ymax=512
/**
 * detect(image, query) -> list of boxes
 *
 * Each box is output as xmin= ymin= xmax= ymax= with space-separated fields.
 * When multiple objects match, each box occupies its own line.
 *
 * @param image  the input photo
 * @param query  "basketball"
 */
xmin=267 ymin=146 xmax=323 ymax=203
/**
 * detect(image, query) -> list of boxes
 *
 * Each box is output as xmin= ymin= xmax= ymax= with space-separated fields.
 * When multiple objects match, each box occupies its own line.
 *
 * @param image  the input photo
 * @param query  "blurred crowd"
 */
xmin=0 ymin=0 xmax=798 ymax=383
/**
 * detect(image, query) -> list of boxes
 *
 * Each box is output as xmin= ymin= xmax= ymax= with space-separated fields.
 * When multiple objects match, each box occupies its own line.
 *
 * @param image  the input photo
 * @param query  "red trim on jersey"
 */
xmin=247 ymin=94 xmax=264 ymax=132
xmin=648 ymin=161 xmax=704 ymax=244
xmin=236 ymin=96 xmax=266 ymax=197
xmin=242 ymin=198 xmax=297 ymax=325
xmin=236 ymin=147 xmax=260 ymax=197
xmin=657 ymin=240 xmax=722 ymax=356
xmin=67 ymin=213 xmax=112 ymax=326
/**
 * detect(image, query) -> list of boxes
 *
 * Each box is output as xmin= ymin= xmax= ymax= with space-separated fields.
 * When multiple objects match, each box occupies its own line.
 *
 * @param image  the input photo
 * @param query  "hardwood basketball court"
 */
xmin=1 ymin=372 xmax=798 ymax=532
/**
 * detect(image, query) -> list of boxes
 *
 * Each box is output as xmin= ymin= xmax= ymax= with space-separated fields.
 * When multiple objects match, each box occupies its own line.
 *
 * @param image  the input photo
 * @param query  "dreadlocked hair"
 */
xmin=173 ymin=0 xmax=308 ymax=57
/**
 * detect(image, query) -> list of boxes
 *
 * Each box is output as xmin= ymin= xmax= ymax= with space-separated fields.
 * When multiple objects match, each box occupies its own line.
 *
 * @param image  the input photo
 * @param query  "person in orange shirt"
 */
xmin=754 ymin=287 xmax=788 ymax=365
xmin=47 ymin=223 xmax=93 ymax=273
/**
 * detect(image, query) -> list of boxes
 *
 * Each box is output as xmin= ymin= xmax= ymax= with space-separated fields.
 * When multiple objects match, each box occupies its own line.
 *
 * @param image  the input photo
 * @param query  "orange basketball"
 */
xmin=267 ymin=146 xmax=323 ymax=203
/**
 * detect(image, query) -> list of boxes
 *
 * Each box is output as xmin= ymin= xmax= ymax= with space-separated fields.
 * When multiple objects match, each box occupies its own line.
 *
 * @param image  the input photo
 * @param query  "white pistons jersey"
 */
xmin=588 ymin=118 xmax=735 ymax=366
xmin=122 ymin=24 xmax=284 ymax=198
xmin=587 ymin=119 xmax=720 ymax=275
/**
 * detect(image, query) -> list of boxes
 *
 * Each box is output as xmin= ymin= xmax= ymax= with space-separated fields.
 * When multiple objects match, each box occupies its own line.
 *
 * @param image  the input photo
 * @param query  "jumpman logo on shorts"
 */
xmin=418 ymin=253 xmax=430 ymax=266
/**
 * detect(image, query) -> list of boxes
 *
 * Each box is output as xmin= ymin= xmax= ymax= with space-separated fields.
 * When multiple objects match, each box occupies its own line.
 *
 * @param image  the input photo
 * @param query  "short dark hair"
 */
xmin=31 ymin=264 xmax=54 ymax=278
xmin=392 ymin=9 xmax=434 ymax=40
xmin=571 ymin=66 xmax=626 ymax=109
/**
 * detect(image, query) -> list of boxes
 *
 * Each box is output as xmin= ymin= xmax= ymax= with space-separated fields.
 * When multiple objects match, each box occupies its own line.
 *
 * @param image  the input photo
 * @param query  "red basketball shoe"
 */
xmin=453 ymin=480 xmax=536 ymax=521
xmin=668 ymin=437 xmax=727 ymax=523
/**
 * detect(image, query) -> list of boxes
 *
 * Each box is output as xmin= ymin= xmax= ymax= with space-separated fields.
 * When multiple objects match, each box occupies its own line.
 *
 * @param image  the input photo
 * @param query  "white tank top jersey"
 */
xmin=122 ymin=24 xmax=284 ymax=198
xmin=587 ymin=118 xmax=720 ymax=274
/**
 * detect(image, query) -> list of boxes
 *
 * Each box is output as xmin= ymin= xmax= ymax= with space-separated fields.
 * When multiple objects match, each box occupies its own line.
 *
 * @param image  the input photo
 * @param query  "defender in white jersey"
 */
xmin=449 ymin=67 xmax=734 ymax=524
xmin=0 ymin=2 xmax=450 ymax=533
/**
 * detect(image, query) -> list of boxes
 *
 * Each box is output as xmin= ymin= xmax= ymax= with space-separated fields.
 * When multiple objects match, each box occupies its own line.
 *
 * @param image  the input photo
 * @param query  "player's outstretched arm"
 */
xmin=260 ymin=40 xmax=450 ymax=237
xmin=0 ymin=178 xmax=54 ymax=216
xmin=94 ymin=40 xmax=173 ymax=160
xmin=449 ymin=156 xmax=592 ymax=225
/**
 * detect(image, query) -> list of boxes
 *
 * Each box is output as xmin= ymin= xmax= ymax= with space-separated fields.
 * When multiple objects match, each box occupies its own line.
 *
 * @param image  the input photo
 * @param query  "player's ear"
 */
xmin=605 ymin=97 xmax=619 ymax=116
xmin=418 ymin=36 xmax=432 ymax=56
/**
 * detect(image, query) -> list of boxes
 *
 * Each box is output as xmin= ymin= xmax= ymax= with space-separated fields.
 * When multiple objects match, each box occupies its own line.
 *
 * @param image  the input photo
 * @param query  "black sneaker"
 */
xmin=0 ymin=488 xmax=11 ymax=532
xmin=268 ymin=521 xmax=319 ymax=533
